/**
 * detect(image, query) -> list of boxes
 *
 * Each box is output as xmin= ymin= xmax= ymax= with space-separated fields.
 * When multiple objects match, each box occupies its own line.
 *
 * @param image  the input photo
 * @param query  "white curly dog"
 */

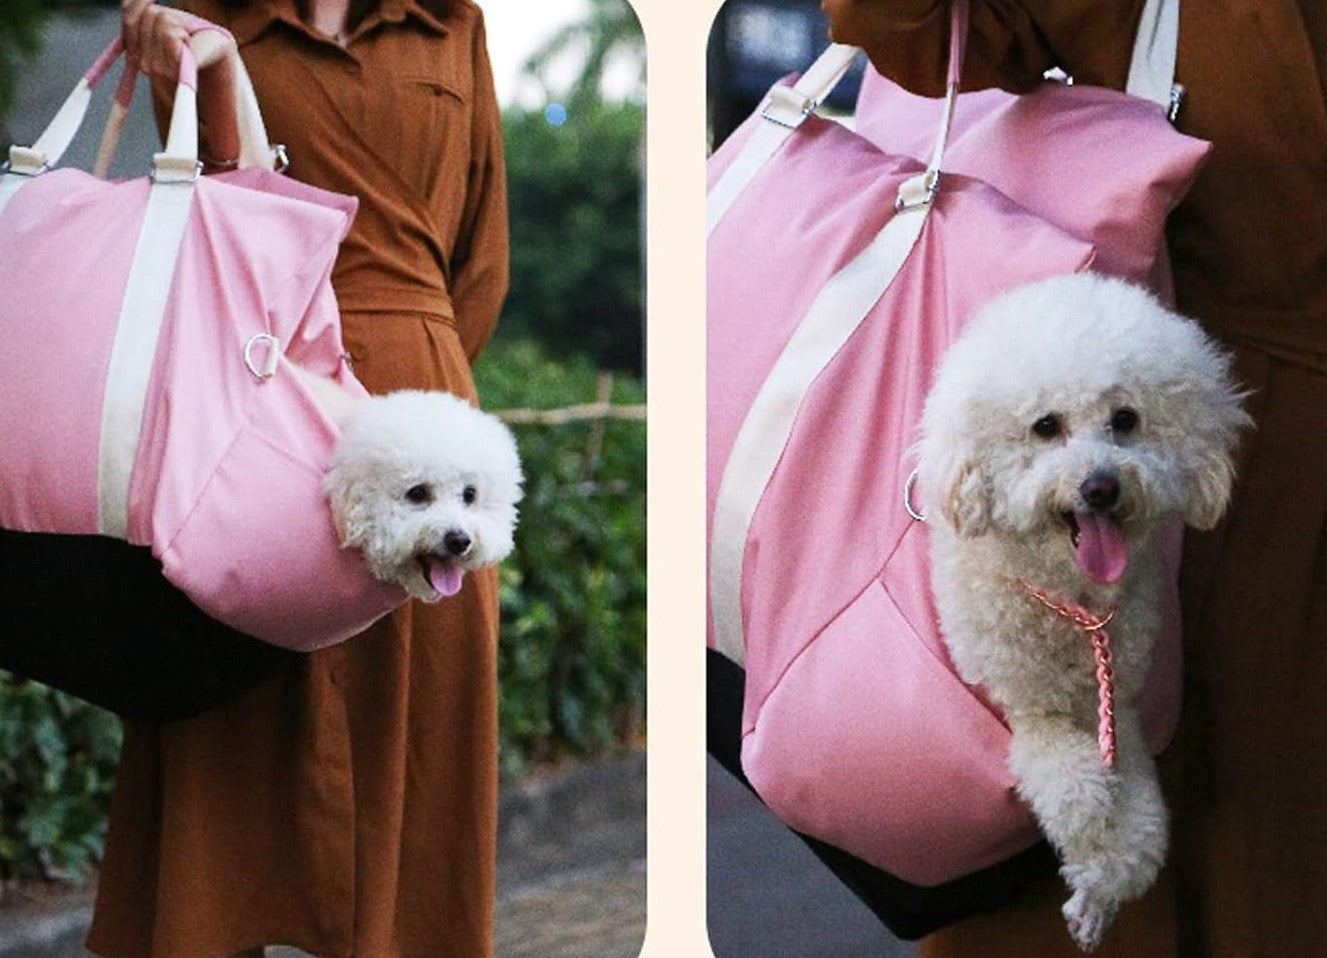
xmin=294 ymin=366 xmax=523 ymax=602
xmin=915 ymin=273 xmax=1249 ymax=950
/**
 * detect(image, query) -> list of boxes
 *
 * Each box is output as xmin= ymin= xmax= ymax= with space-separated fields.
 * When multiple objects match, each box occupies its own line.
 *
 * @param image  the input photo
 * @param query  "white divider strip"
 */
xmin=97 ymin=178 xmax=197 ymax=538
xmin=709 ymin=191 xmax=932 ymax=666
xmin=706 ymin=44 xmax=860 ymax=237
xmin=1126 ymin=0 xmax=1180 ymax=108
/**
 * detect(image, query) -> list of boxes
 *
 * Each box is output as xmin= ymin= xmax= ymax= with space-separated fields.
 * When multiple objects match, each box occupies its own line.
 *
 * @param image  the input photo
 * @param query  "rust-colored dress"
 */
xmin=84 ymin=2 xmax=508 ymax=956
xmin=821 ymin=2 xmax=1327 ymax=956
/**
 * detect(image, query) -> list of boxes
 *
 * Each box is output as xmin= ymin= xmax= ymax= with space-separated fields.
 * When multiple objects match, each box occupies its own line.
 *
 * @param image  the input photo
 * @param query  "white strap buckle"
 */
xmin=3 ymin=146 xmax=49 ymax=177
xmin=760 ymin=84 xmax=817 ymax=129
xmin=895 ymin=170 xmax=941 ymax=211
xmin=150 ymin=153 xmax=203 ymax=184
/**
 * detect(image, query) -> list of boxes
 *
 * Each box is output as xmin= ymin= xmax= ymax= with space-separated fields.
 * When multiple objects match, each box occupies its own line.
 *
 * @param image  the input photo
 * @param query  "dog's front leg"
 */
xmin=1007 ymin=711 xmax=1123 ymax=950
xmin=1058 ymin=707 xmax=1168 ymax=946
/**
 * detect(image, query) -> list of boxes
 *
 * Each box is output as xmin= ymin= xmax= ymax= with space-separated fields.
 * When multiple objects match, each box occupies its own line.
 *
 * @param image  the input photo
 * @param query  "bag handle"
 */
xmin=707 ymin=2 xmax=968 ymax=234
xmin=5 ymin=24 xmax=281 ymax=181
xmin=1126 ymin=0 xmax=1183 ymax=120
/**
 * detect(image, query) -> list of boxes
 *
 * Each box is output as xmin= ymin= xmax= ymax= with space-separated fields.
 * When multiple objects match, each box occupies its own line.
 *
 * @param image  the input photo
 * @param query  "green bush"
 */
xmin=476 ymin=338 xmax=646 ymax=778
xmin=0 ymin=679 xmax=120 ymax=882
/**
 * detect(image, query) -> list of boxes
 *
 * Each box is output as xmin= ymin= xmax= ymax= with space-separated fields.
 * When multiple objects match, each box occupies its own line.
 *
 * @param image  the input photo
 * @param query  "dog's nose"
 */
xmin=1080 ymin=473 xmax=1121 ymax=511
xmin=443 ymin=530 xmax=472 ymax=557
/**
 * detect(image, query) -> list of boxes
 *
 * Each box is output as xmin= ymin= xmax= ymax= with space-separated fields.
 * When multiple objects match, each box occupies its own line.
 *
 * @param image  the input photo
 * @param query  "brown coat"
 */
xmin=821 ymin=2 xmax=1327 ymax=956
xmin=84 ymin=2 xmax=509 ymax=956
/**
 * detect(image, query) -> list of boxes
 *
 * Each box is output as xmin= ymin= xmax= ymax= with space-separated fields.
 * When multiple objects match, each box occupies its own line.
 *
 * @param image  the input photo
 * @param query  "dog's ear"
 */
xmin=916 ymin=438 xmax=993 ymax=537
xmin=323 ymin=453 xmax=393 ymax=565
xmin=941 ymin=458 xmax=994 ymax=537
xmin=1175 ymin=356 xmax=1253 ymax=531
xmin=1181 ymin=409 xmax=1249 ymax=531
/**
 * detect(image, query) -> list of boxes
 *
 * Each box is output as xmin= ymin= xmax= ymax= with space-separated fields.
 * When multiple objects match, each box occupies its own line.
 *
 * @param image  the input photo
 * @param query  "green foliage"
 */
xmin=0 ymin=677 xmax=120 ymax=882
xmin=0 ymin=0 xmax=46 ymax=124
xmin=476 ymin=339 xmax=646 ymax=779
xmin=500 ymin=100 xmax=644 ymax=375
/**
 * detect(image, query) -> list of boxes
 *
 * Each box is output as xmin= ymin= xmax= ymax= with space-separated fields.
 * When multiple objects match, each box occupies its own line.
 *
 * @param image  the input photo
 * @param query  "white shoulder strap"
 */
xmin=707 ymin=1 xmax=969 ymax=665
xmin=1126 ymin=0 xmax=1183 ymax=118
xmin=709 ymin=202 xmax=930 ymax=666
xmin=706 ymin=43 xmax=860 ymax=237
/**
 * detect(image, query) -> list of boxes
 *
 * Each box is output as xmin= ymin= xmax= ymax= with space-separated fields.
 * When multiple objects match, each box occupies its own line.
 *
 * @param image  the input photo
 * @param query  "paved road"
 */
xmin=0 ymin=752 xmax=646 ymax=958
xmin=707 ymin=756 xmax=918 ymax=958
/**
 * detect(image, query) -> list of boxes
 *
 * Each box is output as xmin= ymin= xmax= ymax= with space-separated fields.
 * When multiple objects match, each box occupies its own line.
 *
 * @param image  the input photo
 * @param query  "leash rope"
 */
xmin=1016 ymin=580 xmax=1118 ymax=768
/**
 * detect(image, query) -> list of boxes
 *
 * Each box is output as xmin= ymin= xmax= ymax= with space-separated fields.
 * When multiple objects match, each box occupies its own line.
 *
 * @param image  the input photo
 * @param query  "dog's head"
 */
xmin=916 ymin=273 xmax=1250 ymax=584
xmin=324 ymin=390 xmax=523 ymax=602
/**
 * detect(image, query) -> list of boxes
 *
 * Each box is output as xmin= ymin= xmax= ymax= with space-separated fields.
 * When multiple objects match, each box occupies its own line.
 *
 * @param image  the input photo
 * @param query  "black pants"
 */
xmin=0 ymin=529 xmax=297 ymax=722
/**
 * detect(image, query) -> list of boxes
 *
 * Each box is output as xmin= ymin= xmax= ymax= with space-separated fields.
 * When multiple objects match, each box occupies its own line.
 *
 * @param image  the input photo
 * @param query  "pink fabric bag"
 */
xmin=0 ymin=34 xmax=403 ymax=651
xmin=707 ymin=0 xmax=1208 ymax=887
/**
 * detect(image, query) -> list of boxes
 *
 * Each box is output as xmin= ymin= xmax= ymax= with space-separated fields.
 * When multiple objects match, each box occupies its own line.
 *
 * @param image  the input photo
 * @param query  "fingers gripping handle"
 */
xmin=6 ymin=25 xmax=277 ymax=179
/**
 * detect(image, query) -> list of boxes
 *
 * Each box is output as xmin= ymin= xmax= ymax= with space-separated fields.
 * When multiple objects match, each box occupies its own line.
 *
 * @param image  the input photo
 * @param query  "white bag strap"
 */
xmin=2 ymin=27 xmax=281 ymax=188
xmin=709 ymin=205 xmax=931 ymax=666
xmin=705 ymin=43 xmax=859 ymax=236
xmin=1126 ymin=0 xmax=1183 ymax=120
xmin=97 ymin=41 xmax=206 ymax=539
xmin=89 ymin=39 xmax=281 ymax=178
xmin=0 ymin=43 xmax=127 ymax=215
xmin=0 ymin=30 xmax=286 ymax=538
xmin=708 ymin=2 xmax=969 ymax=666
xmin=706 ymin=0 xmax=966 ymax=235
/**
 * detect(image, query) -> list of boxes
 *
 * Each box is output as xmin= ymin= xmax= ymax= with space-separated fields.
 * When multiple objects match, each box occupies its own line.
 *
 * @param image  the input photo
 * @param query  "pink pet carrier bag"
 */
xmin=707 ymin=0 xmax=1209 ymax=905
xmin=0 ymin=26 xmax=403 ymax=692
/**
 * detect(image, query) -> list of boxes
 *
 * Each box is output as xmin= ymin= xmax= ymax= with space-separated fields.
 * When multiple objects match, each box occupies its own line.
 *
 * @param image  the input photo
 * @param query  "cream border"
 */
xmin=634 ymin=0 xmax=718 ymax=955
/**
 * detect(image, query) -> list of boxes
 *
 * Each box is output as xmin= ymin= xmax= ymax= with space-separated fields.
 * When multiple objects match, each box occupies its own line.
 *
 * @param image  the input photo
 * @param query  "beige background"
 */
xmin=633 ymin=1 xmax=715 ymax=955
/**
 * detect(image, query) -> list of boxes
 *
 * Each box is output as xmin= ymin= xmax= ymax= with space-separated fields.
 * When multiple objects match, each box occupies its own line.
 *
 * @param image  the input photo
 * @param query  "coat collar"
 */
xmin=228 ymin=0 xmax=450 ymax=47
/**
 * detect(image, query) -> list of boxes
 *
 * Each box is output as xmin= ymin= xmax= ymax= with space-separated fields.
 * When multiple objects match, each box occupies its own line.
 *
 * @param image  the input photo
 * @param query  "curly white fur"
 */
xmin=319 ymin=388 xmax=523 ymax=603
xmin=915 ymin=273 xmax=1249 ymax=950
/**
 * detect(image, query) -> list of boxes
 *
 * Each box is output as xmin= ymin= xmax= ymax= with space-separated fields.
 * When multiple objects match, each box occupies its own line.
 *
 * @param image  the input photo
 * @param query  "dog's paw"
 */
xmin=1062 ymin=888 xmax=1117 ymax=952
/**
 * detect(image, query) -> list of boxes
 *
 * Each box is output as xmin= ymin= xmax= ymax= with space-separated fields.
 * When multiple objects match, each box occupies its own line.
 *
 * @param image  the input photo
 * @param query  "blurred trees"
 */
xmin=499 ymin=99 xmax=644 ymax=375
xmin=522 ymin=0 xmax=645 ymax=109
xmin=498 ymin=0 xmax=645 ymax=377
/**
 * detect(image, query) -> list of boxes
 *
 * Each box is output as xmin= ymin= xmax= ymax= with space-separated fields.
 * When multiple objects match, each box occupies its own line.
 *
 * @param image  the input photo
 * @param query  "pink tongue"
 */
xmin=426 ymin=557 xmax=465 ymax=597
xmin=1074 ymin=513 xmax=1128 ymax=584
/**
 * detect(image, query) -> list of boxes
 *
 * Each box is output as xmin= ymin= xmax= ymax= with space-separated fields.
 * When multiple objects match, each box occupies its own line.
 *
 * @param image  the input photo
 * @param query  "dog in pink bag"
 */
xmin=0 ymin=28 xmax=521 ymax=652
xmin=915 ymin=273 xmax=1248 ymax=948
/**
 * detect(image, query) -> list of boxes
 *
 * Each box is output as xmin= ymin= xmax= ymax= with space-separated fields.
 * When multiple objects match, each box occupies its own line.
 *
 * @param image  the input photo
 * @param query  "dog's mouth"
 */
xmin=1061 ymin=511 xmax=1128 ymax=585
xmin=417 ymin=552 xmax=465 ymax=597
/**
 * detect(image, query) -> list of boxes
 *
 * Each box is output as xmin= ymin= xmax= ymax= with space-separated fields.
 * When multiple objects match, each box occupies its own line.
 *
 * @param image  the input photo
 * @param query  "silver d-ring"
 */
xmin=904 ymin=468 xmax=927 ymax=522
xmin=244 ymin=333 xmax=282 ymax=380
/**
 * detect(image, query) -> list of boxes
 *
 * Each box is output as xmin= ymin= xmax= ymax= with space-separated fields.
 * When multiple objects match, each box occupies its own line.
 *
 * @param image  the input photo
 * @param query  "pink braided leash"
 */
xmin=1017 ymin=581 xmax=1118 ymax=768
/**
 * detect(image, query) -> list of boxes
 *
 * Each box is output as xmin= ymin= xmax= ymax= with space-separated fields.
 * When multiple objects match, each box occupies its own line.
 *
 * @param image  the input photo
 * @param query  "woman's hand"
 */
xmin=120 ymin=0 xmax=243 ymax=167
xmin=120 ymin=0 xmax=235 ymax=80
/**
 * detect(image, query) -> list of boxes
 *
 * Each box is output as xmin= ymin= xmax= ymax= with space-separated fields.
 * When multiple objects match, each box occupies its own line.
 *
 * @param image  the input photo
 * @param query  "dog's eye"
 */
xmin=462 ymin=485 xmax=477 ymax=505
xmin=405 ymin=483 xmax=433 ymax=505
xmin=1031 ymin=414 xmax=1063 ymax=439
xmin=1110 ymin=407 xmax=1139 ymax=434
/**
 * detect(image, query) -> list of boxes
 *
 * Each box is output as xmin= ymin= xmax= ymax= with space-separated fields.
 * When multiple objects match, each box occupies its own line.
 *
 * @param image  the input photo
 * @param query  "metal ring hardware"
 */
xmin=243 ymin=333 xmax=282 ymax=380
xmin=904 ymin=468 xmax=927 ymax=522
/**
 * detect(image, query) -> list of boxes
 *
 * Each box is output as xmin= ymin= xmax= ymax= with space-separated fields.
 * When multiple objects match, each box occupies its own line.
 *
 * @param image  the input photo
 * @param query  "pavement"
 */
xmin=0 ymin=751 xmax=646 ymax=958
xmin=707 ymin=756 xmax=918 ymax=958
